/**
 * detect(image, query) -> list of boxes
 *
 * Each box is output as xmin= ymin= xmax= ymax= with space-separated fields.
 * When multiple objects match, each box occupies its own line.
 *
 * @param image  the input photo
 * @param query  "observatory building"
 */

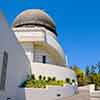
xmin=0 ymin=9 xmax=77 ymax=100
xmin=13 ymin=9 xmax=75 ymax=80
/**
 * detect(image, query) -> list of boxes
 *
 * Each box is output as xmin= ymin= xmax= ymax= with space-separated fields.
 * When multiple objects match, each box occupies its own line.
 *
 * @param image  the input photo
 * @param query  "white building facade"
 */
xmin=0 ymin=12 xmax=31 ymax=100
xmin=0 ymin=9 xmax=78 ymax=100
xmin=13 ymin=9 xmax=76 ymax=80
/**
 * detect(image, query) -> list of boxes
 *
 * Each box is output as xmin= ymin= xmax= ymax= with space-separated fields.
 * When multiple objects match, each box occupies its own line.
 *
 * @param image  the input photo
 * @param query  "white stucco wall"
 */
xmin=31 ymin=63 xmax=76 ymax=80
xmin=16 ymin=85 xmax=76 ymax=100
xmin=0 ymin=52 xmax=3 ymax=81
xmin=13 ymin=27 xmax=67 ymax=66
xmin=21 ymin=43 xmax=33 ymax=62
xmin=0 ymin=12 xmax=31 ymax=100
xmin=46 ymin=30 xmax=66 ymax=65
xmin=0 ymin=11 xmax=78 ymax=100
xmin=89 ymin=84 xmax=100 ymax=97
xmin=21 ymin=43 xmax=54 ymax=65
xmin=34 ymin=48 xmax=54 ymax=64
xmin=14 ymin=28 xmax=45 ymax=42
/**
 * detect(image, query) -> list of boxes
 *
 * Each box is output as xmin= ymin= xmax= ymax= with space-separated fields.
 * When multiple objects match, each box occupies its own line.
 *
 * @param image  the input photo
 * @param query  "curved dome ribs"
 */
xmin=14 ymin=23 xmax=57 ymax=36
xmin=13 ymin=9 xmax=57 ymax=36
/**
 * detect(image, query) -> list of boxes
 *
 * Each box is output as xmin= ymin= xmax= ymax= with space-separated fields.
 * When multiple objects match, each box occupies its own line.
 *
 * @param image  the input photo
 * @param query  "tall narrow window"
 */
xmin=0 ymin=51 xmax=8 ymax=90
xmin=42 ymin=56 xmax=46 ymax=64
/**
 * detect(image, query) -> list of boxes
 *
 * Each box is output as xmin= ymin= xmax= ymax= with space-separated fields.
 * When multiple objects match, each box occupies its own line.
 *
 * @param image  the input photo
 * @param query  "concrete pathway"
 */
xmin=62 ymin=86 xmax=100 ymax=100
xmin=65 ymin=86 xmax=90 ymax=100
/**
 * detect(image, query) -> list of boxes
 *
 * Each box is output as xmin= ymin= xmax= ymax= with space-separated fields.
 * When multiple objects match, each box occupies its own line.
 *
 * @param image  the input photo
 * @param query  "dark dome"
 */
xmin=13 ymin=9 xmax=57 ymax=35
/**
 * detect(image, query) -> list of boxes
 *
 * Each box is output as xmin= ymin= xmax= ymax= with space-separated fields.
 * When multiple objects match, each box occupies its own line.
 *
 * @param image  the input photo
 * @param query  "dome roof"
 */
xmin=13 ymin=9 xmax=57 ymax=35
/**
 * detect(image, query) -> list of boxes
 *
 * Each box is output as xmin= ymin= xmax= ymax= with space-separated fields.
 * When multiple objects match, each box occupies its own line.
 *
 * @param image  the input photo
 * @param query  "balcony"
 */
xmin=13 ymin=28 xmax=66 ymax=66
xmin=31 ymin=62 xmax=76 ymax=80
xmin=14 ymin=29 xmax=45 ymax=42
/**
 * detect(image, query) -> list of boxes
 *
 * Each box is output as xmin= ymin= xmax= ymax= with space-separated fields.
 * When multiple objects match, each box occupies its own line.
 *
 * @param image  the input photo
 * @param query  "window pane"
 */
xmin=0 ymin=51 xmax=8 ymax=90
xmin=42 ymin=56 xmax=46 ymax=63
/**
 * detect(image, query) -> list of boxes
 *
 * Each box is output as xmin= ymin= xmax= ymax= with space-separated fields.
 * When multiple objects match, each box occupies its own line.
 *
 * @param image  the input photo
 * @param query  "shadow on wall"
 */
xmin=0 ymin=11 xmax=32 ymax=100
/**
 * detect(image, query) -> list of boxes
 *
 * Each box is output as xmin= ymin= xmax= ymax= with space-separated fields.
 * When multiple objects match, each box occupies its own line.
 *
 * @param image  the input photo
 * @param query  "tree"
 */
xmin=72 ymin=65 xmax=83 ymax=75
xmin=85 ymin=66 xmax=90 ymax=77
xmin=96 ymin=62 xmax=100 ymax=74
xmin=71 ymin=65 xmax=87 ymax=86
xmin=89 ymin=73 xmax=98 ymax=84
xmin=90 ymin=65 xmax=96 ymax=75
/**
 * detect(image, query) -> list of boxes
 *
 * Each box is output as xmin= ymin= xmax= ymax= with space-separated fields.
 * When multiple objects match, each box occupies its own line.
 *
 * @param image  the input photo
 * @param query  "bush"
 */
xmin=52 ymin=77 xmax=56 ymax=81
xmin=57 ymin=80 xmax=64 ymax=86
xmin=25 ymin=80 xmax=34 ymax=88
xmin=43 ymin=76 xmax=46 ymax=80
xmin=38 ymin=75 xmax=42 ymax=80
xmin=65 ymin=78 xmax=71 ymax=84
xmin=20 ymin=81 xmax=26 ymax=87
xmin=47 ymin=76 xmax=52 ymax=82
xmin=31 ymin=74 xmax=35 ymax=80
xmin=20 ymin=75 xmax=71 ymax=88
xmin=72 ymin=79 xmax=75 ymax=83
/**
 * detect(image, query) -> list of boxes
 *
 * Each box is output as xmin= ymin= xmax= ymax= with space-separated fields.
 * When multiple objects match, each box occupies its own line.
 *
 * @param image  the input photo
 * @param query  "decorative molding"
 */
xmin=13 ymin=28 xmax=46 ymax=33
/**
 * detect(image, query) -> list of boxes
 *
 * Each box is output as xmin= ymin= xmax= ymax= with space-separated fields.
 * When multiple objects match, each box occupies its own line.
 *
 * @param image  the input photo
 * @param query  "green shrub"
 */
xmin=56 ymin=80 xmax=64 ymax=86
xmin=47 ymin=76 xmax=52 ymax=82
xmin=52 ymin=77 xmax=56 ymax=81
xmin=43 ymin=76 xmax=46 ymax=80
xmin=38 ymin=75 xmax=42 ymax=80
xmin=25 ymin=80 xmax=33 ymax=88
xmin=59 ymin=80 xmax=64 ymax=86
xmin=65 ymin=78 xmax=71 ymax=83
xmin=72 ymin=79 xmax=75 ymax=83
xmin=31 ymin=74 xmax=35 ymax=80
xmin=20 ymin=81 xmax=26 ymax=87
xmin=20 ymin=75 xmax=71 ymax=88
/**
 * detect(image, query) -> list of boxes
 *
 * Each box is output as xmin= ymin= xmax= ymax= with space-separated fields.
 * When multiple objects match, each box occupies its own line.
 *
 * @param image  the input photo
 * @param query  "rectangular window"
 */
xmin=42 ymin=56 xmax=46 ymax=64
xmin=0 ymin=51 xmax=8 ymax=90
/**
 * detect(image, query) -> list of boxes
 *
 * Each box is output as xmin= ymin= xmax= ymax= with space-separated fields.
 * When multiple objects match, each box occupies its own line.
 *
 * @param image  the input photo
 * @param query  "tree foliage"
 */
xmin=71 ymin=62 xmax=100 ymax=87
xmin=85 ymin=66 xmax=90 ymax=77
xmin=96 ymin=62 xmax=100 ymax=73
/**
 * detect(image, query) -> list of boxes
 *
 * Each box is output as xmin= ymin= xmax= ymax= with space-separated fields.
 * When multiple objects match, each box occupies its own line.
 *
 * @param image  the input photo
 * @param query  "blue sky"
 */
xmin=0 ymin=0 xmax=100 ymax=70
